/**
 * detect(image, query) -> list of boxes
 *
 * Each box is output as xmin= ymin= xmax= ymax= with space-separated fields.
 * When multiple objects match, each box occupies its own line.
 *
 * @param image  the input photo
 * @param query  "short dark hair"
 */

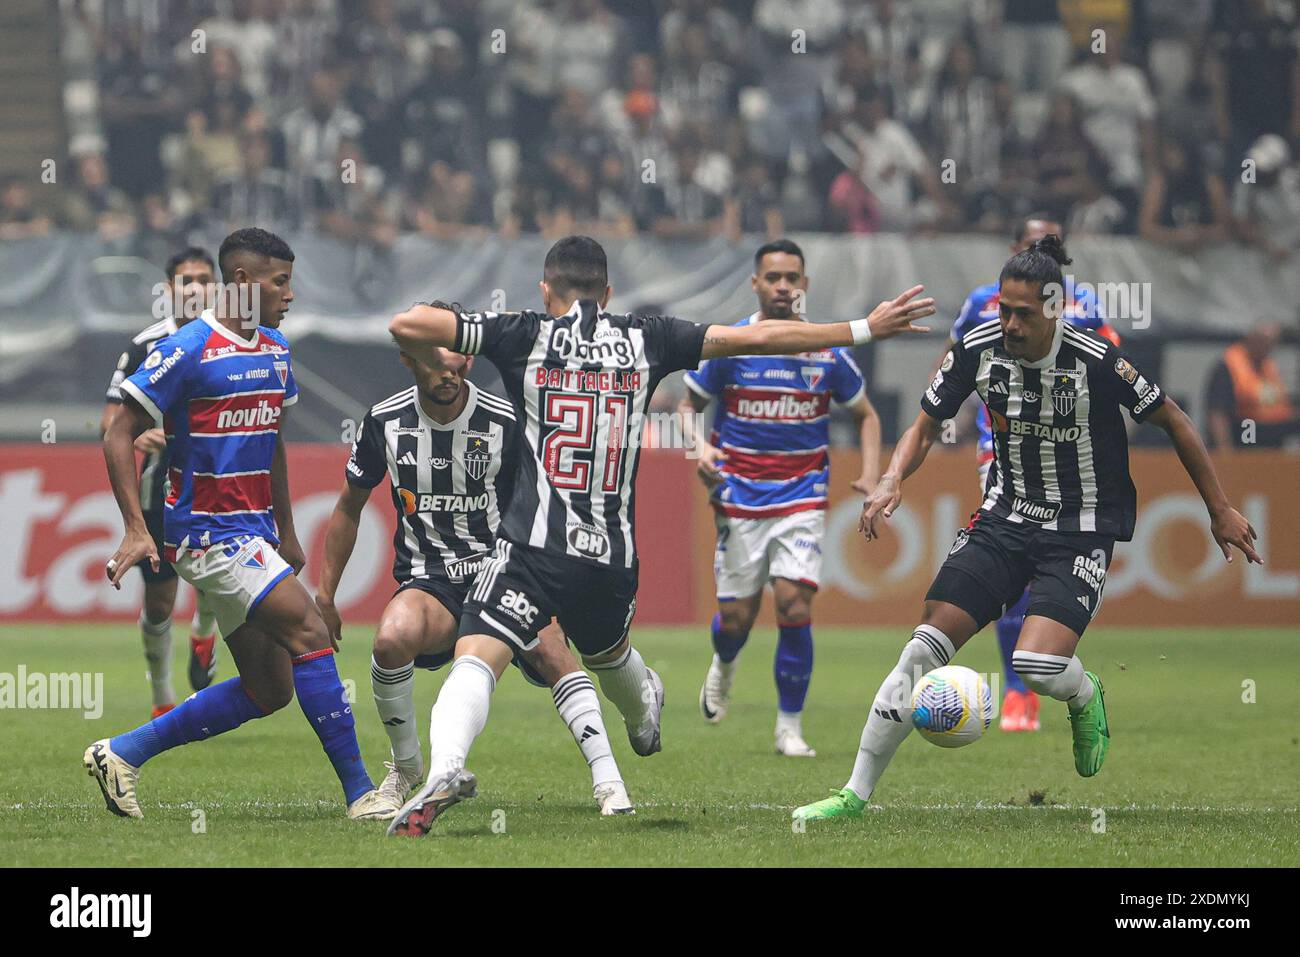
xmin=165 ymin=246 xmax=215 ymax=280
xmin=999 ymin=234 xmax=1072 ymax=297
xmin=543 ymin=235 xmax=608 ymax=298
xmin=218 ymin=227 xmax=294 ymax=280
xmin=1013 ymin=212 xmax=1062 ymax=245
xmin=753 ymin=238 xmax=804 ymax=270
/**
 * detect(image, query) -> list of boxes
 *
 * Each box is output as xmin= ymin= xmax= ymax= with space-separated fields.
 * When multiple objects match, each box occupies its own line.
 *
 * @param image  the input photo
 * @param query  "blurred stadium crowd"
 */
xmin=1 ymin=0 xmax=1297 ymax=256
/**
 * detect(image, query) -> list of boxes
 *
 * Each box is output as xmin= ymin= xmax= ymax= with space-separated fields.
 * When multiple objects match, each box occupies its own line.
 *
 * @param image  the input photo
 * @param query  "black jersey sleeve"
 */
xmin=1105 ymin=343 xmax=1166 ymax=423
xmin=920 ymin=340 xmax=977 ymax=420
xmin=641 ymin=315 xmax=708 ymax=376
xmin=454 ymin=309 xmax=543 ymax=361
xmin=345 ymin=412 xmax=387 ymax=489
xmin=106 ymin=338 xmax=150 ymax=403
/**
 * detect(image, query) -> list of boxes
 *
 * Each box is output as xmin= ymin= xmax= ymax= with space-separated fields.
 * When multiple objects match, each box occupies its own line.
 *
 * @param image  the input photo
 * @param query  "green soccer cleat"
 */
xmin=1068 ymin=671 xmax=1110 ymax=777
xmin=792 ymin=788 xmax=866 ymax=822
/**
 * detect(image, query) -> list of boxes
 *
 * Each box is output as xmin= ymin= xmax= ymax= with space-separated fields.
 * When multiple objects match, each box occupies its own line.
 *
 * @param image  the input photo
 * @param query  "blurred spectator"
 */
xmin=1205 ymin=324 xmax=1298 ymax=448
xmin=1138 ymin=135 xmax=1231 ymax=250
xmin=728 ymin=156 xmax=785 ymax=239
xmin=63 ymin=151 xmax=136 ymax=239
xmin=1031 ymin=92 xmax=1101 ymax=223
xmin=209 ymin=132 xmax=297 ymax=231
xmin=660 ymin=0 xmax=745 ymax=68
xmin=554 ymin=0 xmax=626 ymax=99
xmin=653 ymin=139 xmax=727 ymax=238
xmin=397 ymin=29 xmax=484 ymax=176
xmin=407 ymin=160 xmax=491 ymax=240
xmin=311 ymin=139 xmax=399 ymax=248
xmin=1058 ymin=39 xmax=1158 ymax=226
xmin=1233 ymin=134 xmax=1300 ymax=259
xmin=194 ymin=0 xmax=278 ymax=100
xmin=846 ymin=85 xmax=953 ymax=231
xmin=827 ymin=168 xmax=882 ymax=234
xmin=926 ymin=39 xmax=1002 ymax=223
xmin=0 ymin=177 xmax=54 ymax=239
xmin=1000 ymin=0 xmax=1072 ymax=95
xmin=1207 ymin=0 xmax=1300 ymax=175
xmin=281 ymin=69 xmax=364 ymax=192
xmin=98 ymin=23 xmax=180 ymax=200
xmin=1066 ymin=154 xmax=1129 ymax=236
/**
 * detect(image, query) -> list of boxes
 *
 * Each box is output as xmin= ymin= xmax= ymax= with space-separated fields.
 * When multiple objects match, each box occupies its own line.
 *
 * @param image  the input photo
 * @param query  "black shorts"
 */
xmin=396 ymin=573 xmax=546 ymax=685
xmin=460 ymin=538 xmax=637 ymax=658
xmin=926 ymin=513 xmax=1113 ymax=637
xmin=138 ymin=509 xmax=177 ymax=584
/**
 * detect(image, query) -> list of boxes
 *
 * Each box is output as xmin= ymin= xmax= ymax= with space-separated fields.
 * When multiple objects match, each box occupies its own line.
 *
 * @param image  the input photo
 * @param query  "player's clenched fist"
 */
xmin=859 ymin=474 xmax=902 ymax=542
xmin=865 ymin=285 xmax=936 ymax=340
xmin=106 ymin=528 xmax=159 ymax=589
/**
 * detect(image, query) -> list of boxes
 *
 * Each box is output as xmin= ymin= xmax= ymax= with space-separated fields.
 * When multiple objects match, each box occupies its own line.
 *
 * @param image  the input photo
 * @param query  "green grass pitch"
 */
xmin=2 ymin=623 xmax=1297 ymax=867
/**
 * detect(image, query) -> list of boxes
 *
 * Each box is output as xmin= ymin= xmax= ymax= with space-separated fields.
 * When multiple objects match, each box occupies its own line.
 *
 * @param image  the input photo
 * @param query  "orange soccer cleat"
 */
xmin=1022 ymin=689 xmax=1041 ymax=731
xmin=999 ymin=689 xmax=1026 ymax=731
xmin=150 ymin=703 xmax=175 ymax=720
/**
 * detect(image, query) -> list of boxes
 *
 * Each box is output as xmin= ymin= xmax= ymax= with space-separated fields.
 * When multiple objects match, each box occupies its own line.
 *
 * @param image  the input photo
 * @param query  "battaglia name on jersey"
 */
xmin=534 ymin=367 xmax=642 ymax=391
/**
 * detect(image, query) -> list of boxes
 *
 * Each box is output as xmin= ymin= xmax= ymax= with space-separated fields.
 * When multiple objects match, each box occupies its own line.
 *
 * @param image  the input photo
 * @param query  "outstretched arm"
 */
xmin=1146 ymin=399 xmax=1261 ymax=564
xmin=104 ymin=396 xmax=158 ymax=588
xmin=860 ymin=410 xmax=945 ymax=541
xmin=700 ymin=286 xmax=935 ymax=360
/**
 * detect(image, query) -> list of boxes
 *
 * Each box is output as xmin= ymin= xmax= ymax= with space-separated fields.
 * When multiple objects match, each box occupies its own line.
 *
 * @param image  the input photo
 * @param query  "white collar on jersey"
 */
xmin=201 ymin=309 xmax=260 ymax=348
xmin=416 ymin=379 xmax=479 ymax=432
xmin=1017 ymin=319 xmax=1064 ymax=370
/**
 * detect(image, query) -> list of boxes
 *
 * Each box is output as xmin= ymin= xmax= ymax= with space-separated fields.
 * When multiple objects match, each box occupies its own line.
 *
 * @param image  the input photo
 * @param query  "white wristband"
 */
xmin=849 ymin=317 xmax=873 ymax=345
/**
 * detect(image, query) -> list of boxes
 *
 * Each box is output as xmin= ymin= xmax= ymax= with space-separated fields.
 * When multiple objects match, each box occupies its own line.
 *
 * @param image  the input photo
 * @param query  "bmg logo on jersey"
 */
xmin=551 ymin=326 xmax=635 ymax=367
xmin=567 ymin=521 xmax=610 ymax=559
xmin=497 ymin=588 xmax=540 ymax=626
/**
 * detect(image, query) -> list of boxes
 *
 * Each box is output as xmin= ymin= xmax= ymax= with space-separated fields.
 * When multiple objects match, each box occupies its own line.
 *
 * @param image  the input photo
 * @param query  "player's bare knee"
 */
xmin=373 ymin=616 xmax=423 ymax=669
xmin=142 ymin=584 xmax=175 ymax=625
xmin=718 ymin=603 xmax=755 ymax=636
xmin=775 ymin=596 xmax=811 ymax=626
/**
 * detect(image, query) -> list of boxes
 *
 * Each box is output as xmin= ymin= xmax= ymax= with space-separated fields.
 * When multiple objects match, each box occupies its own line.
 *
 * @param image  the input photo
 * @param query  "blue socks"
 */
xmin=292 ymin=649 xmax=374 ymax=804
xmin=998 ymin=590 xmax=1030 ymax=694
xmin=111 ymin=676 xmax=266 ymax=767
xmin=711 ymin=611 xmax=749 ymax=663
xmin=775 ymin=622 xmax=814 ymax=714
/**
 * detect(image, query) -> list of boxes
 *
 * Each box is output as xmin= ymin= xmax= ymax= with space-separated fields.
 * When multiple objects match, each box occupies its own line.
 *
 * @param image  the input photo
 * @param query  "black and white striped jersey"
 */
xmin=924 ymin=318 xmax=1166 ymax=541
xmin=106 ymin=316 xmax=180 ymax=512
xmin=454 ymin=299 xmax=708 ymax=568
xmin=346 ymin=381 xmax=521 ymax=584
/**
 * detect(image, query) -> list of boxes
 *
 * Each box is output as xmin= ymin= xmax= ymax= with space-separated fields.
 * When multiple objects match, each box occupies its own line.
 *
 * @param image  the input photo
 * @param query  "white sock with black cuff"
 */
xmin=140 ymin=613 xmax=174 ymax=708
xmin=426 ymin=655 xmax=496 ymax=781
xmin=845 ymin=624 xmax=956 ymax=801
xmin=552 ymin=672 xmax=621 ymax=788
xmin=588 ymin=644 xmax=653 ymax=732
xmin=371 ymin=655 xmax=421 ymax=774
xmin=1012 ymin=650 xmax=1093 ymax=711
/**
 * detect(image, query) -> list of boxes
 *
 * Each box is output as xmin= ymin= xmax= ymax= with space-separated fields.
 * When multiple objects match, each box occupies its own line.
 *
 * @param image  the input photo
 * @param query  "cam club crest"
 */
xmin=1050 ymin=369 xmax=1082 ymax=416
xmin=462 ymin=435 xmax=492 ymax=481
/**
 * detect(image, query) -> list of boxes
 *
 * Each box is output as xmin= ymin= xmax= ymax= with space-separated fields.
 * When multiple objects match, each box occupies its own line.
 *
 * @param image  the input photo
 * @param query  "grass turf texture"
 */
xmin=2 ymin=623 xmax=1297 ymax=867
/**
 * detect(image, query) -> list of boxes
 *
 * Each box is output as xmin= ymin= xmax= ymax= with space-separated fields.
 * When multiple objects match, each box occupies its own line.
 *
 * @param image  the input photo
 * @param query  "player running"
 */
xmin=681 ymin=239 xmax=882 ymax=757
xmin=86 ymin=227 xmax=386 ymax=821
xmin=383 ymin=234 xmax=935 ymax=837
xmin=102 ymin=247 xmax=223 ymax=716
xmin=315 ymin=345 xmax=634 ymax=816
xmin=946 ymin=215 xmax=1122 ymax=732
xmin=792 ymin=235 xmax=1261 ymax=822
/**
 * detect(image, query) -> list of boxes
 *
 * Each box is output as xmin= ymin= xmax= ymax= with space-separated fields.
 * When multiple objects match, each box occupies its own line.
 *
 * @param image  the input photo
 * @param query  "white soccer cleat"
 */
xmin=628 ymin=667 xmax=664 ymax=757
xmin=699 ymin=654 xmax=735 ymax=724
xmin=375 ymin=760 xmax=423 ymax=809
xmin=775 ymin=728 xmax=817 ymax=758
xmin=386 ymin=768 xmax=478 ymax=837
xmin=84 ymin=739 xmax=143 ymax=819
xmin=347 ymin=788 xmax=396 ymax=821
xmin=594 ymin=780 xmax=635 ymax=816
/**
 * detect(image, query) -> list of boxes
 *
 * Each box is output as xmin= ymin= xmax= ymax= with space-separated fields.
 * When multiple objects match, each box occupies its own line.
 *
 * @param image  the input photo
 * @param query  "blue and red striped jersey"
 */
xmin=683 ymin=313 xmax=865 ymax=518
xmin=119 ymin=312 xmax=298 ymax=558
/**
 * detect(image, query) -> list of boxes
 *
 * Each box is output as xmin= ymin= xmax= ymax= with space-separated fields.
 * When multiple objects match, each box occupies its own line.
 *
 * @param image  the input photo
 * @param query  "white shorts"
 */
xmin=713 ymin=509 xmax=824 ymax=600
xmin=173 ymin=535 xmax=293 ymax=637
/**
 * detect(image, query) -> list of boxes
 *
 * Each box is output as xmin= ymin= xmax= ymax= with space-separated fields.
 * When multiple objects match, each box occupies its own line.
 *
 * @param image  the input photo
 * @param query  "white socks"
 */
xmin=140 ymin=613 xmax=174 ymax=708
xmin=588 ymin=644 xmax=652 ymax=733
xmin=845 ymin=624 xmax=956 ymax=801
xmin=1012 ymin=650 xmax=1094 ymax=711
xmin=552 ymin=671 xmax=621 ymax=788
xmin=427 ymin=655 xmax=496 ymax=780
xmin=371 ymin=656 xmax=421 ymax=774
xmin=192 ymin=593 xmax=218 ymax=638
xmin=776 ymin=710 xmax=803 ymax=737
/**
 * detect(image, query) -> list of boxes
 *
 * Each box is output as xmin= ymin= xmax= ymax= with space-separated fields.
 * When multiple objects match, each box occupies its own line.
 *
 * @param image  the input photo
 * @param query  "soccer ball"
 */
xmin=909 ymin=665 xmax=994 ymax=748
